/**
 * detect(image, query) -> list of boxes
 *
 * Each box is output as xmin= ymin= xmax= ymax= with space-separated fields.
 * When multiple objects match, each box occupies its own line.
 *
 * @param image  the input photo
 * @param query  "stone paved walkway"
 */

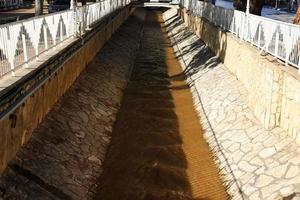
xmin=0 ymin=11 xmax=145 ymax=200
xmin=164 ymin=9 xmax=300 ymax=200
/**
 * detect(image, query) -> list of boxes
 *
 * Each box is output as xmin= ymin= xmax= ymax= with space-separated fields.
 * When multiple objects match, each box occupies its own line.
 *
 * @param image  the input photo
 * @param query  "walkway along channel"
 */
xmin=0 ymin=9 xmax=228 ymax=200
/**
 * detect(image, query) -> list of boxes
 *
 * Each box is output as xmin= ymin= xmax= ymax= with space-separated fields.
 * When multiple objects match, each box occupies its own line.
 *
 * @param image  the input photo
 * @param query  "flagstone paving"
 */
xmin=164 ymin=9 xmax=300 ymax=200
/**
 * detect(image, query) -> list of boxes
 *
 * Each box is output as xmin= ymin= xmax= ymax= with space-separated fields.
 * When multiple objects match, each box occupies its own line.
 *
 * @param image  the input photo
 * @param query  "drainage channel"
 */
xmin=0 ymin=9 xmax=227 ymax=200
xmin=95 ymin=10 xmax=228 ymax=200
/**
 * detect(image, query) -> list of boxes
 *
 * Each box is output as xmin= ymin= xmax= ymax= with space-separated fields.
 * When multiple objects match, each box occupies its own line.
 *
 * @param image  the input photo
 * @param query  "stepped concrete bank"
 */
xmin=179 ymin=7 xmax=300 ymax=144
xmin=0 ymin=6 xmax=133 ymax=174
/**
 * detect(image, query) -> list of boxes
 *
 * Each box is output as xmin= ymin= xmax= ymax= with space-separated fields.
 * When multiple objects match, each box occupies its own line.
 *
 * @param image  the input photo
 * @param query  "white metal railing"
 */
xmin=0 ymin=0 xmax=23 ymax=8
xmin=180 ymin=0 xmax=300 ymax=70
xmin=0 ymin=0 xmax=131 ymax=77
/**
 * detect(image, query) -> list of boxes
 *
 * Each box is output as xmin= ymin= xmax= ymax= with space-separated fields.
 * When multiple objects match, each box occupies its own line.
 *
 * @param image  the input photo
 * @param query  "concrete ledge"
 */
xmin=0 ymin=6 xmax=133 ymax=174
xmin=179 ymin=8 xmax=300 ymax=144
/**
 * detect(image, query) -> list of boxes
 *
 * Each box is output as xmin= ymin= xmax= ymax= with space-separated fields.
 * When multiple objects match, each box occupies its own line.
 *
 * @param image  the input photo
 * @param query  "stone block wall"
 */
xmin=281 ymin=72 xmax=300 ymax=142
xmin=179 ymin=8 xmax=300 ymax=143
xmin=0 ymin=7 xmax=132 ymax=174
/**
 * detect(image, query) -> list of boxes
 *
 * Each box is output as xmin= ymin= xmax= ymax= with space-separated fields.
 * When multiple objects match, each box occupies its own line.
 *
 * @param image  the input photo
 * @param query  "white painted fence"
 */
xmin=180 ymin=0 xmax=300 ymax=70
xmin=0 ymin=0 xmax=131 ymax=77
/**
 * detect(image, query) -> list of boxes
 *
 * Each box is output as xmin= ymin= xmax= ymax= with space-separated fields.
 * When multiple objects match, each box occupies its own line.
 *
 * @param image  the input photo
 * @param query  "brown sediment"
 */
xmin=95 ymin=10 xmax=228 ymax=200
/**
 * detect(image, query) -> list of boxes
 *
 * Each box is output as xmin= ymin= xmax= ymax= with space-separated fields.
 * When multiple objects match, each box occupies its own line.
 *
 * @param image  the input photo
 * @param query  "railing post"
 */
xmin=72 ymin=0 xmax=80 ymax=38
xmin=246 ymin=0 xmax=250 ymax=15
xmin=82 ymin=6 xmax=86 ymax=33
xmin=285 ymin=28 xmax=291 ymax=66
xmin=60 ymin=19 xmax=63 ymax=44
xmin=245 ymin=0 xmax=250 ymax=41
xmin=274 ymin=29 xmax=279 ymax=56
xmin=21 ymin=30 xmax=28 ymax=68
xmin=43 ymin=23 xmax=48 ymax=54
xmin=70 ymin=0 xmax=75 ymax=10
xmin=298 ymin=56 xmax=300 ymax=71
xmin=86 ymin=5 xmax=90 ymax=30
xmin=258 ymin=23 xmax=261 ymax=48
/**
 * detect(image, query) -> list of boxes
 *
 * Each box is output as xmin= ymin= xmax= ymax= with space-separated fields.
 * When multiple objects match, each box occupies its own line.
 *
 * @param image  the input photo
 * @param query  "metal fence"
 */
xmin=0 ymin=0 xmax=131 ymax=77
xmin=180 ymin=0 xmax=300 ymax=70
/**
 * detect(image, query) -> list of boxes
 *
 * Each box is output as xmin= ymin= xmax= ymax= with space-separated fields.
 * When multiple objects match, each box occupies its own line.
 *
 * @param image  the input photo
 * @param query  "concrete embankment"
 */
xmin=178 ymin=7 xmax=300 ymax=144
xmin=0 ymin=6 xmax=132 ymax=175
xmin=164 ymin=7 xmax=300 ymax=200
xmin=0 ymin=9 xmax=145 ymax=199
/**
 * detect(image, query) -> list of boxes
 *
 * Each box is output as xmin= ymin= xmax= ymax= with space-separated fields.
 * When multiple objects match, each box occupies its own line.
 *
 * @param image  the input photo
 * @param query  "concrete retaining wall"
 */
xmin=180 ymin=8 xmax=300 ymax=143
xmin=0 ymin=7 xmax=132 ymax=174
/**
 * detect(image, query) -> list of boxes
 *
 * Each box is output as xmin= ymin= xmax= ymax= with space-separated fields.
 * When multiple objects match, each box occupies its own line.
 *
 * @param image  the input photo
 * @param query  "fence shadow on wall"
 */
xmin=163 ymin=11 xmax=221 ymax=81
xmin=187 ymin=0 xmax=234 ymax=61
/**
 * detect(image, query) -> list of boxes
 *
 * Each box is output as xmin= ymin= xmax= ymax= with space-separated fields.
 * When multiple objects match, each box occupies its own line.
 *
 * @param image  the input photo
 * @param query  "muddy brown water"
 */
xmin=95 ymin=10 xmax=228 ymax=200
